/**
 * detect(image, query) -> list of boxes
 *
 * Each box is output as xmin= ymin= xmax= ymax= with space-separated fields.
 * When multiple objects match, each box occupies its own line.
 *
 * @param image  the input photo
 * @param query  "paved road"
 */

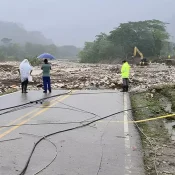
xmin=0 ymin=90 xmax=144 ymax=175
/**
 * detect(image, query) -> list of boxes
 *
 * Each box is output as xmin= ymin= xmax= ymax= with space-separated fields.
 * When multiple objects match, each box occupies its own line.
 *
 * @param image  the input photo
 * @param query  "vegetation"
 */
xmin=80 ymin=20 xmax=175 ymax=63
xmin=0 ymin=21 xmax=52 ymax=45
xmin=0 ymin=88 xmax=18 ymax=96
xmin=1 ymin=19 xmax=174 ymax=63
xmin=130 ymin=91 xmax=171 ymax=175
xmin=0 ymin=41 xmax=80 ymax=61
xmin=27 ymin=56 xmax=41 ymax=66
xmin=0 ymin=21 xmax=80 ymax=61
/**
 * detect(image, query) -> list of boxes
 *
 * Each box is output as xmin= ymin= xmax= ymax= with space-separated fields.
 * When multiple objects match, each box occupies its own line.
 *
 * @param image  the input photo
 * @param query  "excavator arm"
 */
xmin=133 ymin=46 xmax=143 ymax=59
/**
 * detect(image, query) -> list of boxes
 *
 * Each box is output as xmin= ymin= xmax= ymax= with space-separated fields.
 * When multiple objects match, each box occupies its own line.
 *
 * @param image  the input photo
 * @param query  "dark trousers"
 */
xmin=122 ymin=78 xmax=129 ymax=92
xmin=21 ymin=79 xmax=28 ymax=93
xmin=43 ymin=76 xmax=51 ymax=92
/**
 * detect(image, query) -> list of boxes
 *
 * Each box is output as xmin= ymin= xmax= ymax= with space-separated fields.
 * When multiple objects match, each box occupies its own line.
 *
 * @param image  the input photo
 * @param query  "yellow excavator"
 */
xmin=133 ymin=46 xmax=148 ymax=66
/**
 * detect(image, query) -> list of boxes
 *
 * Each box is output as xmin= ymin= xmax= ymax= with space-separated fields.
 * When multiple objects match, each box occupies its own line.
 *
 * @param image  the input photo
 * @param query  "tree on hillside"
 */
xmin=0 ymin=41 xmax=81 ymax=61
xmin=46 ymin=44 xmax=58 ymax=56
xmin=0 ymin=21 xmax=52 ymax=45
xmin=58 ymin=45 xmax=80 ymax=58
xmin=1 ymin=38 xmax=12 ymax=45
xmin=108 ymin=20 xmax=169 ymax=57
xmin=80 ymin=19 xmax=170 ymax=63
xmin=79 ymin=42 xmax=97 ymax=63
xmin=79 ymin=33 xmax=119 ymax=63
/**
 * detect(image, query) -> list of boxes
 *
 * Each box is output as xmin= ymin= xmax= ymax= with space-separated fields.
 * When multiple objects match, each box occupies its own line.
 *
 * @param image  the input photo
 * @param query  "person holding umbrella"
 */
xmin=41 ymin=59 xmax=51 ymax=93
xmin=38 ymin=53 xmax=55 ymax=93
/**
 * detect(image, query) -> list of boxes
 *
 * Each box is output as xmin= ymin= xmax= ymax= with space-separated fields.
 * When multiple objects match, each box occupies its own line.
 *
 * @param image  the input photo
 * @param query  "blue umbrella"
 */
xmin=37 ymin=53 xmax=55 ymax=60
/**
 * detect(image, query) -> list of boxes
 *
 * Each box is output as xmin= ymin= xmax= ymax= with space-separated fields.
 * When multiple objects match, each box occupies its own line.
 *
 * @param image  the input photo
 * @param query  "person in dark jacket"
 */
xmin=41 ymin=59 xmax=51 ymax=93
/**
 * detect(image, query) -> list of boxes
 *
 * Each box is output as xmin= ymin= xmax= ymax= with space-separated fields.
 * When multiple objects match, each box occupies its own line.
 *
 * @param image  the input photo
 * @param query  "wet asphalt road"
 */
xmin=0 ymin=90 xmax=144 ymax=175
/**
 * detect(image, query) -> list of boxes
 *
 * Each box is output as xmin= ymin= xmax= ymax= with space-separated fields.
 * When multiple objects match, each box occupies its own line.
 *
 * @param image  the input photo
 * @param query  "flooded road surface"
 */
xmin=0 ymin=90 xmax=144 ymax=175
xmin=165 ymin=121 xmax=175 ymax=141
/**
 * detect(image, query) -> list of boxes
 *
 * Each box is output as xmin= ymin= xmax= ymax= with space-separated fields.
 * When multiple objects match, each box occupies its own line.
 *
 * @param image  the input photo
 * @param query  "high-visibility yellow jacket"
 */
xmin=121 ymin=62 xmax=130 ymax=78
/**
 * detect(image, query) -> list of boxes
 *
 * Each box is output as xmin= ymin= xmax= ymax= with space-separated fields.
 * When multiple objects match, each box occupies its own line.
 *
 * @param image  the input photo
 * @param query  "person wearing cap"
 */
xmin=121 ymin=60 xmax=130 ymax=92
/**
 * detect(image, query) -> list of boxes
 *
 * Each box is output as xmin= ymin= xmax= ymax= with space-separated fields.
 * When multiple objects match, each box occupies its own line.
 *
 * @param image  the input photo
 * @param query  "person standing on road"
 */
xmin=121 ymin=60 xmax=130 ymax=92
xmin=19 ymin=59 xmax=33 ymax=93
xmin=41 ymin=59 xmax=51 ymax=93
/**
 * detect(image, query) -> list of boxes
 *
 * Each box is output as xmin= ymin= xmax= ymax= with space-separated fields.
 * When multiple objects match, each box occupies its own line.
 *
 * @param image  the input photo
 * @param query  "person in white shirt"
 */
xmin=18 ymin=59 xmax=33 ymax=93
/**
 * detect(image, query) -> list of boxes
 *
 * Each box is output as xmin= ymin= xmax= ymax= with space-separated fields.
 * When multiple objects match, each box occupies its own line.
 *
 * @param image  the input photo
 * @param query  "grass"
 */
xmin=130 ymin=91 xmax=170 ymax=175
xmin=27 ymin=56 xmax=41 ymax=66
xmin=0 ymin=88 xmax=18 ymax=96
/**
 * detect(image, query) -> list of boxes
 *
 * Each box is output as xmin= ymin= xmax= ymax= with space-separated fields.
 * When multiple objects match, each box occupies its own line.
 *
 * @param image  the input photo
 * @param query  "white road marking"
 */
xmin=124 ymin=93 xmax=132 ymax=175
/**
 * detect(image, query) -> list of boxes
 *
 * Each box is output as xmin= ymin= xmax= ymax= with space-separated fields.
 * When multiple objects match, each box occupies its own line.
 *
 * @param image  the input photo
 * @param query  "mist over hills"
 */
xmin=0 ymin=21 xmax=53 ymax=45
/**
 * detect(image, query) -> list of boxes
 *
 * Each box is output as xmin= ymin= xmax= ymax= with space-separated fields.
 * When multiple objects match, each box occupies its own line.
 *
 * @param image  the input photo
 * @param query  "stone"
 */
xmin=36 ymin=84 xmax=42 ymax=88
xmin=10 ymin=85 xmax=18 ymax=89
xmin=73 ymin=84 xmax=79 ymax=88
xmin=151 ymin=89 xmax=156 ymax=93
xmin=1 ymin=61 xmax=175 ymax=92
xmin=156 ymin=152 xmax=162 ymax=156
xmin=109 ymin=83 xmax=116 ymax=88
xmin=162 ymin=171 xmax=172 ymax=174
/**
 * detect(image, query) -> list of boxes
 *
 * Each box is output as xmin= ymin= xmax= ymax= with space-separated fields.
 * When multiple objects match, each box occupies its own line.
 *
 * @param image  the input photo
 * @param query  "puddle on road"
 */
xmin=160 ymin=97 xmax=175 ymax=140
xmin=164 ymin=121 xmax=175 ymax=141
xmin=159 ymin=96 xmax=172 ymax=113
xmin=42 ymin=100 xmax=51 ymax=107
xmin=164 ymin=103 xmax=172 ymax=113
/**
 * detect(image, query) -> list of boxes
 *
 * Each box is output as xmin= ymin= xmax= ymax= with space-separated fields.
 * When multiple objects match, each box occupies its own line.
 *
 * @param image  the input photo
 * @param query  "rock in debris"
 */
xmin=2 ymin=61 xmax=175 ymax=91
xmin=36 ymin=84 xmax=43 ymax=88
xmin=73 ymin=84 xmax=79 ymax=89
xmin=10 ymin=85 xmax=19 ymax=89
xmin=162 ymin=170 xmax=172 ymax=174
xmin=109 ymin=83 xmax=116 ymax=88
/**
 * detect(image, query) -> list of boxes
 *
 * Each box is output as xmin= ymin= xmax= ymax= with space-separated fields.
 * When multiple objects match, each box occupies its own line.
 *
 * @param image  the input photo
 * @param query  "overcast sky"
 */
xmin=0 ymin=0 xmax=175 ymax=46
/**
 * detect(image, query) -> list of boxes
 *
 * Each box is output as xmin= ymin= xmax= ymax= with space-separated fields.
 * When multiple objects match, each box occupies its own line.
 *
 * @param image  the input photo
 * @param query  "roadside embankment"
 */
xmin=131 ymin=86 xmax=175 ymax=175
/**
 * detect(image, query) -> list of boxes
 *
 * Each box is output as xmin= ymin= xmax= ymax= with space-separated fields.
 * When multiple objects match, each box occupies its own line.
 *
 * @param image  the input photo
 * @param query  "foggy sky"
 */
xmin=0 ymin=0 xmax=175 ymax=46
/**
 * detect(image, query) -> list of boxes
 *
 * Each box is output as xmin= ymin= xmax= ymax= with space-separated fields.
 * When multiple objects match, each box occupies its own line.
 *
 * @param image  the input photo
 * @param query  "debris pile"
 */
xmin=129 ymin=63 xmax=175 ymax=92
xmin=0 ymin=62 xmax=19 ymax=93
xmin=34 ymin=61 xmax=122 ymax=90
xmin=1 ymin=61 xmax=175 ymax=93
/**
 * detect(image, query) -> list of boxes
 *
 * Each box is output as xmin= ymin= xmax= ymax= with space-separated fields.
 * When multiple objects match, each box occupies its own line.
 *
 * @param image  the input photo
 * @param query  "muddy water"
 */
xmin=164 ymin=103 xmax=172 ymax=113
xmin=160 ymin=97 xmax=175 ymax=140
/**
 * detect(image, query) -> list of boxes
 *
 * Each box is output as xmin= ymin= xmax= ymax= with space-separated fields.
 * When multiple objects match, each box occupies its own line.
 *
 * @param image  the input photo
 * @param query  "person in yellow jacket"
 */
xmin=121 ymin=60 xmax=130 ymax=92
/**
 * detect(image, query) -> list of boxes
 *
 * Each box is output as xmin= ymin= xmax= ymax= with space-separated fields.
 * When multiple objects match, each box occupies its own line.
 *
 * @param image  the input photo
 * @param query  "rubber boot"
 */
xmin=22 ymin=85 xmax=24 ymax=93
xmin=125 ymin=86 xmax=129 ymax=92
xmin=120 ymin=86 xmax=126 ymax=92
xmin=24 ymin=84 xmax=28 ymax=93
